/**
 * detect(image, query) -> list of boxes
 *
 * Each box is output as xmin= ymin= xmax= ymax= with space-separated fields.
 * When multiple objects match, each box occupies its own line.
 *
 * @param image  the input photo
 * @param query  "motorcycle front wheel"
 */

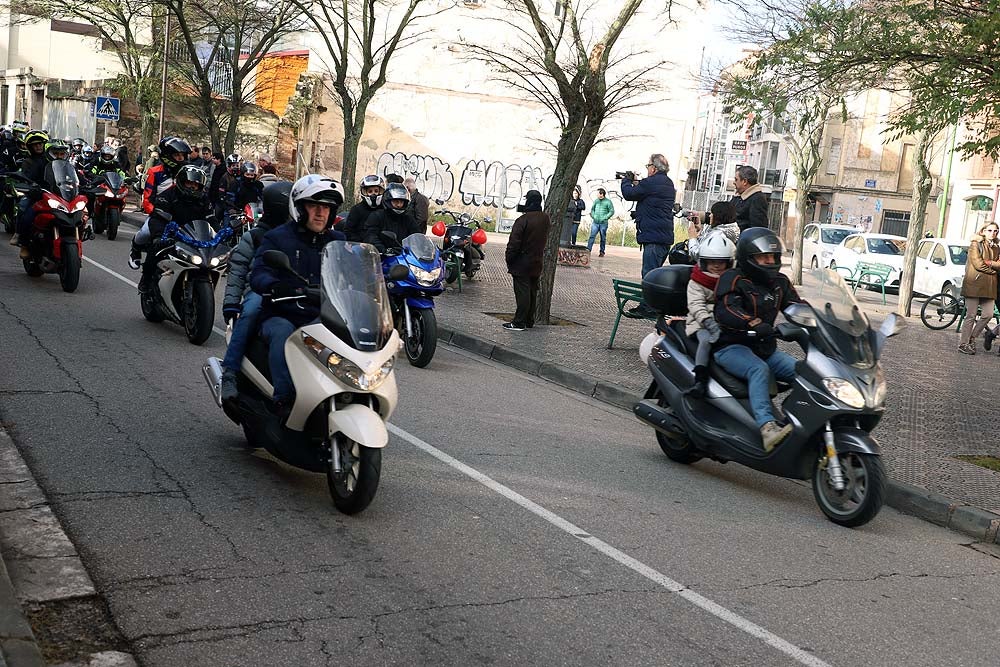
xmin=404 ymin=307 xmax=437 ymax=368
xmin=327 ymin=434 xmax=382 ymax=515
xmin=59 ymin=243 xmax=81 ymax=293
xmin=812 ymin=451 xmax=885 ymax=527
xmin=106 ymin=209 xmax=120 ymax=240
xmin=184 ymin=278 xmax=215 ymax=345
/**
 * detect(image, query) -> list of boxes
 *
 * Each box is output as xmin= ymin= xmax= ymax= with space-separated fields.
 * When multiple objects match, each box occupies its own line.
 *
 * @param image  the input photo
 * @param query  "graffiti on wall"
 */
xmin=375 ymin=152 xmax=455 ymax=202
xmin=458 ymin=160 xmax=549 ymax=209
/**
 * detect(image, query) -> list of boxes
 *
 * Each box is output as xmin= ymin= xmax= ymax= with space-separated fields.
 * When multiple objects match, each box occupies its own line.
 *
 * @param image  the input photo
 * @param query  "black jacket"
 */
xmin=731 ymin=186 xmax=770 ymax=232
xmin=232 ymin=178 xmax=264 ymax=210
xmin=250 ymin=221 xmax=346 ymax=326
xmin=713 ymin=268 xmax=800 ymax=357
xmin=505 ymin=211 xmax=551 ymax=277
xmin=149 ymin=187 xmax=214 ymax=240
xmin=19 ymin=155 xmax=47 ymax=186
xmin=364 ymin=208 xmax=420 ymax=253
xmin=343 ymin=201 xmax=378 ymax=242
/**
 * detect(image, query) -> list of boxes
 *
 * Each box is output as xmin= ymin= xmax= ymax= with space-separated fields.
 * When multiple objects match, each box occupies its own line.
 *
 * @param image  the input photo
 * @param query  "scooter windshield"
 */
xmin=46 ymin=160 xmax=79 ymax=202
xmin=320 ymin=242 xmax=394 ymax=351
xmin=804 ymin=268 xmax=875 ymax=367
xmin=402 ymin=233 xmax=437 ymax=262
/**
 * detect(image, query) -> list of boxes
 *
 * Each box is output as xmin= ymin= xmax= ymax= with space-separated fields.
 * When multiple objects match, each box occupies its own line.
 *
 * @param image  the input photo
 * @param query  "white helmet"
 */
xmin=289 ymin=174 xmax=346 ymax=225
xmin=359 ymin=174 xmax=385 ymax=208
xmin=698 ymin=231 xmax=736 ymax=271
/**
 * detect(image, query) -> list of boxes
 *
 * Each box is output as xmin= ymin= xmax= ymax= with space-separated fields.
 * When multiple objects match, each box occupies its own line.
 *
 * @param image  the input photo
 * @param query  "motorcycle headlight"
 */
xmin=209 ymin=248 xmax=232 ymax=267
xmin=412 ymin=266 xmax=442 ymax=286
xmin=189 ymin=254 xmax=203 ymax=265
xmin=302 ymin=333 xmax=393 ymax=391
xmin=73 ymin=200 xmax=87 ymax=212
xmin=102 ymin=190 xmax=115 ymax=198
xmin=822 ymin=378 xmax=865 ymax=408
xmin=872 ymin=367 xmax=887 ymax=406
xmin=47 ymin=199 xmax=63 ymax=209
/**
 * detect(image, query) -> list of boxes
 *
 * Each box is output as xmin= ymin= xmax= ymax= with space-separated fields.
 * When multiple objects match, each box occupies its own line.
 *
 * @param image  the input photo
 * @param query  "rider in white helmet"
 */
xmin=342 ymin=174 xmax=385 ymax=242
xmin=249 ymin=174 xmax=346 ymax=417
xmin=685 ymin=228 xmax=736 ymax=397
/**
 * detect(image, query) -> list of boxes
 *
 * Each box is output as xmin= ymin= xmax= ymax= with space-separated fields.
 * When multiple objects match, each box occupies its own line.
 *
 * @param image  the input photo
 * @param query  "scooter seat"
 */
xmin=708 ymin=363 xmax=778 ymax=399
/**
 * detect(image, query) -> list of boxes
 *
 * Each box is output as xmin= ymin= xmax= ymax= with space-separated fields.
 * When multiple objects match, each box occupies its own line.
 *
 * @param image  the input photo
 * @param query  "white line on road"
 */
xmin=80 ymin=249 xmax=830 ymax=667
xmin=387 ymin=422 xmax=832 ymax=667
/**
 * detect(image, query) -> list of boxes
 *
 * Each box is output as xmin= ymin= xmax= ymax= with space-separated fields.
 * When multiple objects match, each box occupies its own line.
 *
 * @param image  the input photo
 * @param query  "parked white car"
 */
xmin=802 ymin=224 xmax=856 ymax=269
xmin=913 ymin=238 xmax=968 ymax=297
xmin=828 ymin=233 xmax=908 ymax=287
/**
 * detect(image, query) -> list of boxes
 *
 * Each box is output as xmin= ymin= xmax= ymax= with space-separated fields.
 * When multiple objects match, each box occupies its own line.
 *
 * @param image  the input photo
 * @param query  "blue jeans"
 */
xmin=260 ymin=316 xmax=297 ymax=402
xmin=714 ymin=344 xmax=797 ymax=427
xmin=222 ymin=291 xmax=263 ymax=371
xmin=571 ymin=222 xmax=580 ymax=244
xmin=641 ymin=243 xmax=671 ymax=277
xmin=587 ymin=222 xmax=608 ymax=254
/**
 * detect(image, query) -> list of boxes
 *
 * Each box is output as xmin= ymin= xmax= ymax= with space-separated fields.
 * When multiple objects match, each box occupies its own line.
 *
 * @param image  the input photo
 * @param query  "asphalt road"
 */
xmin=0 ymin=222 xmax=998 ymax=666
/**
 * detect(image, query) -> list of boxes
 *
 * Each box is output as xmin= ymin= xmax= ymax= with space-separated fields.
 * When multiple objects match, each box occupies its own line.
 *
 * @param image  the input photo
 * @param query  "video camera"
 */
xmin=615 ymin=170 xmax=636 ymax=181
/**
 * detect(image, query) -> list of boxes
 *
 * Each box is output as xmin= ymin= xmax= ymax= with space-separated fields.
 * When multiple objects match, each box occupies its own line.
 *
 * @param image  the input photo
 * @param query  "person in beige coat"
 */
xmin=685 ymin=232 xmax=736 ymax=396
xmin=958 ymin=222 xmax=1000 ymax=354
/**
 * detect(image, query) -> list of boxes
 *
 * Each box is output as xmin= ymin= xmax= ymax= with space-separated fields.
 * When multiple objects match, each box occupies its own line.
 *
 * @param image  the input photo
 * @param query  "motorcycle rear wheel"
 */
xmin=106 ymin=209 xmax=120 ymax=240
xmin=184 ymin=279 xmax=215 ymax=345
xmin=654 ymin=401 xmax=702 ymax=464
xmin=327 ymin=434 xmax=382 ymax=515
xmin=139 ymin=290 xmax=165 ymax=322
xmin=22 ymin=257 xmax=43 ymax=277
xmin=404 ymin=307 xmax=437 ymax=368
xmin=812 ymin=451 xmax=885 ymax=527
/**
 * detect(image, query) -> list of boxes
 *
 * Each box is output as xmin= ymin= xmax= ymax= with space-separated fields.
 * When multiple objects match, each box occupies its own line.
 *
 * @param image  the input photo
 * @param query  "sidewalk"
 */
xmin=435 ymin=238 xmax=1000 ymax=524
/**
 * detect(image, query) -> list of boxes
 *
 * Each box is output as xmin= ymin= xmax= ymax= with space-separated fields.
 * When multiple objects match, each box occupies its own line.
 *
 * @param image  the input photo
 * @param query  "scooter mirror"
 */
xmin=263 ymin=250 xmax=292 ymax=271
xmin=879 ymin=313 xmax=904 ymax=338
xmin=784 ymin=303 xmax=817 ymax=328
xmin=388 ymin=264 xmax=410 ymax=281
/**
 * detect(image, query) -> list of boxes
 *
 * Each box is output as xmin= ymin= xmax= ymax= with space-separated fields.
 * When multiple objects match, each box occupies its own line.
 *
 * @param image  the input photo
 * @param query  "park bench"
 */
xmin=609 ymin=279 xmax=657 ymax=349
xmin=850 ymin=261 xmax=893 ymax=304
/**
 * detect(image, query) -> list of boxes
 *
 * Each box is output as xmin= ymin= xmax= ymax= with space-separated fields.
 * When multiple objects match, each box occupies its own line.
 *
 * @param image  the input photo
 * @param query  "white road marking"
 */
xmin=81 ymin=255 xmax=226 ymax=337
xmin=79 ymin=249 xmax=830 ymax=667
xmin=387 ymin=422 xmax=832 ymax=667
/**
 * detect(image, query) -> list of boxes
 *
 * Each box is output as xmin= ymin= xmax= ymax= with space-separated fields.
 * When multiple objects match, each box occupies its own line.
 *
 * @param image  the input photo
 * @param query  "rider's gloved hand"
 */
xmin=701 ymin=318 xmax=721 ymax=343
xmin=271 ymin=283 xmax=305 ymax=300
xmin=751 ymin=321 xmax=774 ymax=339
xmin=223 ymin=304 xmax=241 ymax=324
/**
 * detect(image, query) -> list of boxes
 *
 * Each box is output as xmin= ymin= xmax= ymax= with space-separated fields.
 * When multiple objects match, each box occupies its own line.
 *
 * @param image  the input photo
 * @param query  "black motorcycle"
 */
xmin=0 ymin=174 xmax=19 ymax=234
xmin=633 ymin=266 xmax=903 ymax=527
xmin=430 ymin=208 xmax=487 ymax=283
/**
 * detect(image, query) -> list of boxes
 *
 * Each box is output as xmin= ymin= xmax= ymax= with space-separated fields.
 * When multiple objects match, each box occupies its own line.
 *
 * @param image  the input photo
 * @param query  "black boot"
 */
xmin=138 ymin=258 xmax=157 ymax=293
xmin=685 ymin=365 xmax=710 ymax=398
xmin=220 ymin=368 xmax=239 ymax=406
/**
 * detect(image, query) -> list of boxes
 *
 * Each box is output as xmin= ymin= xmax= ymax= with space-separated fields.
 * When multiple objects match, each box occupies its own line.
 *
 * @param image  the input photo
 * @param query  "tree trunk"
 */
xmin=535 ymin=121 xmax=598 ymax=325
xmin=340 ymin=106 xmax=367 ymax=208
xmin=790 ymin=187 xmax=809 ymax=284
xmin=897 ymin=129 xmax=934 ymax=317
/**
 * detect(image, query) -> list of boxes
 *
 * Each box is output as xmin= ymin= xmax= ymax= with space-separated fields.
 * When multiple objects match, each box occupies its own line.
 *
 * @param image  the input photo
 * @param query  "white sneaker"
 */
xmin=9 ymin=233 xmax=19 ymax=246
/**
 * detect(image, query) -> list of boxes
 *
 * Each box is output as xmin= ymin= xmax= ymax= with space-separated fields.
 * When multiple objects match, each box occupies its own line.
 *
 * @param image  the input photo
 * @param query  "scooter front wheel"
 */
xmin=327 ymin=434 xmax=382 ymax=515
xmin=654 ymin=401 xmax=701 ymax=464
xmin=812 ymin=451 xmax=885 ymax=527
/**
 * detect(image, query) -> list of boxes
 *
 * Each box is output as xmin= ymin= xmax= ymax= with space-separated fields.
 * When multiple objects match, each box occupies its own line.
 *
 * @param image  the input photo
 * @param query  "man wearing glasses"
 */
xmin=621 ymin=153 xmax=676 ymax=280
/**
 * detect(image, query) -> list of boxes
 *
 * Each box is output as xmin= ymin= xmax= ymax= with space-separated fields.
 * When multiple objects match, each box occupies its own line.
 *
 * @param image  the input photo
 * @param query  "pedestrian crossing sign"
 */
xmin=94 ymin=96 xmax=120 ymax=122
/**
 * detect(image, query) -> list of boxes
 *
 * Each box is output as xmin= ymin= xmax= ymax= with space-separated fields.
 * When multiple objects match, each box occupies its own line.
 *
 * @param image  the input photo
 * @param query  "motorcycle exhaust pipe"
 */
xmin=202 ymin=357 xmax=224 ymax=407
xmin=633 ymin=399 xmax=685 ymax=436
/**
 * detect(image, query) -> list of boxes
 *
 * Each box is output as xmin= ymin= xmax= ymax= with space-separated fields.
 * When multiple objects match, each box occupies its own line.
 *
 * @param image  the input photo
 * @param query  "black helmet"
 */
xmin=97 ymin=145 xmax=116 ymax=167
xmin=261 ymin=180 xmax=293 ymax=227
xmin=736 ymin=227 xmax=783 ymax=283
xmin=158 ymin=136 xmax=191 ymax=175
xmin=225 ymin=153 xmax=241 ymax=173
xmin=174 ymin=165 xmax=208 ymax=201
xmin=44 ymin=140 xmax=69 ymax=162
xmin=383 ymin=182 xmax=409 ymax=215
xmin=70 ymin=138 xmax=85 ymax=153
xmin=241 ymin=162 xmax=258 ymax=179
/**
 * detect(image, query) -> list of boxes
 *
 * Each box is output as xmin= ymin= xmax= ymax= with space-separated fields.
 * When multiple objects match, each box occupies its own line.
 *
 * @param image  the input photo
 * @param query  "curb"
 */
xmin=440 ymin=325 xmax=1000 ymax=545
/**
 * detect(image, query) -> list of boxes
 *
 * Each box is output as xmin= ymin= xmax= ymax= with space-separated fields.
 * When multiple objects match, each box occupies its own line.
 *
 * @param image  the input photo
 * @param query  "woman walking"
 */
xmin=958 ymin=222 xmax=1000 ymax=355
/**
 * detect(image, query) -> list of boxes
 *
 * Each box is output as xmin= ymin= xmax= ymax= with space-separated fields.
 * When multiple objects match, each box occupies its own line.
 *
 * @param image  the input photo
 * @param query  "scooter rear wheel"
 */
xmin=327 ymin=435 xmax=382 ymax=515
xmin=812 ymin=451 xmax=885 ymax=527
xmin=654 ymin=402 xmax=701 ymax=464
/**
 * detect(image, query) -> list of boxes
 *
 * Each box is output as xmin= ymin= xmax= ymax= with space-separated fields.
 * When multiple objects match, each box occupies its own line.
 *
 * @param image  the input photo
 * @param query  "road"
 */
xmin=0 ymin=222 xmax=998 ymax=666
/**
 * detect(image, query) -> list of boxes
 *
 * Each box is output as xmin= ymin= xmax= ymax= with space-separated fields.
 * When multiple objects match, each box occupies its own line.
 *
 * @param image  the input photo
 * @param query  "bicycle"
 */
xmin=920 ymin=290 xmax=1000 ymax=330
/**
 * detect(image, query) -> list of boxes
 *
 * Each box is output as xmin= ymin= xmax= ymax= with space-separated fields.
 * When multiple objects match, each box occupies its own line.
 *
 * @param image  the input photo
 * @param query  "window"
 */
xmin=845 ymin=236 xmax=861 ymax=252
xmin=881 ymin=210 xmax=910 ymax=238
xmin=867 ymin=238 xmax=906 ymax=255
xmin=949 ymin=245 xmax=968 ymax=266
xmin=821 ymin=228 xmax=853 ymax=245
xmin=804 ymin=225 xmax=817 ymax=241
xmin=930 ymin=244 xmax=947 ymax=266
xmin=554 ymin=0 xmax=562 ymax=16
xmin=916 ymin=240 xmax=932 ymax=260
xmin=826 ymin=138 xmax=842 ymax=175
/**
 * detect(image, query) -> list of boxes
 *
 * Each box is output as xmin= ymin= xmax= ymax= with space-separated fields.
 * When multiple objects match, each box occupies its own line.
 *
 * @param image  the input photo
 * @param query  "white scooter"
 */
xmin=203 ymin=242 xmax=408 ymax=514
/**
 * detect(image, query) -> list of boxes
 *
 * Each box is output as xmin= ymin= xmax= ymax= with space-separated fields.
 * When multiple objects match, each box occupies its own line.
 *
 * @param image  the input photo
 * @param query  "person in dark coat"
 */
xmin=363 ymin=183 xmax=420 ymax=253
xmin=621 ymin=153 xmax=676 ymax=277
xmin=566 ymin=186 xmax=585 ymax=244
xmin=404 ymin=177 xmax=430 ymax=234
xmin=730 ymin=165 xmax=770 ymax=232
xmin=504 ymin=189 xmax=551 ymax=331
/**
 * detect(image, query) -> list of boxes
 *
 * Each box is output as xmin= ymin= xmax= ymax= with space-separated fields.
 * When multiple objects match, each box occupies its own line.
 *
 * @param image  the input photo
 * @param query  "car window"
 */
xmin=867 ymin=238 xmax=906 ymax=255
xmin=949 ymin=245 xmax=968 ymax=266
xmin=821 ymin=228 xmax=853 ymax=245
xmin=916 ymin=241 xmax=932 ymax=260
xmin=845 ymin=236 xmax=861 ymax=251
xmin=804 ymin=225 xmax=816 ymax=241
xmin=930 ymin=244 xmax=947 ymax=266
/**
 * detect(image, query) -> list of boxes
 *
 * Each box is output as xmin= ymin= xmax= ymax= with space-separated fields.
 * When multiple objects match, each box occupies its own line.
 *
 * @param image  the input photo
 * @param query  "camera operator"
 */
xmin=620 ymin=153 xmax=676 ymax=281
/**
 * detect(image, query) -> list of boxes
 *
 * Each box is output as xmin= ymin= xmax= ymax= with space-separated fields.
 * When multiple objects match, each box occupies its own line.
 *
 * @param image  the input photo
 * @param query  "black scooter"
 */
xmin=633 ymin=266 xmax=903 ymax=527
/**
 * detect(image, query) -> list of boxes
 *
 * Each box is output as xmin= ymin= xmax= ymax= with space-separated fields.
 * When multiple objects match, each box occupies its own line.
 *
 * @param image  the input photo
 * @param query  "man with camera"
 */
xmin=620 ymin=154 xmax=676 ymax=279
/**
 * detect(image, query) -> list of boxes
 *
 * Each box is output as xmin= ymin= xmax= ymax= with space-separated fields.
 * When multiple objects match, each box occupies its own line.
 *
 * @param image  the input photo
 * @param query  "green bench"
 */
xmin=609 ymin=279 xmax=658 ymax=348
xmin=850 ymin=261 xmax=893 ymax=304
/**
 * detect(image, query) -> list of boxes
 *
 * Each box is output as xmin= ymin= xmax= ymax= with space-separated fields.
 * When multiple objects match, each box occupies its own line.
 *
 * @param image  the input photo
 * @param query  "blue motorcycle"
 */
xmin=381 ymin=232 xmax=445 ymax=367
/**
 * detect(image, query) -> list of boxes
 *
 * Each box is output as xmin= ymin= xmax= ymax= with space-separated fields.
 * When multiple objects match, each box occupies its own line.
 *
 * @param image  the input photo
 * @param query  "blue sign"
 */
xmin=94 ymin=96 xmax=120 ymax=122
xmin=864 ymin=178 xmax=877 ymax=188
xmin=874 ymin=198 xmax=882 ymax=213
